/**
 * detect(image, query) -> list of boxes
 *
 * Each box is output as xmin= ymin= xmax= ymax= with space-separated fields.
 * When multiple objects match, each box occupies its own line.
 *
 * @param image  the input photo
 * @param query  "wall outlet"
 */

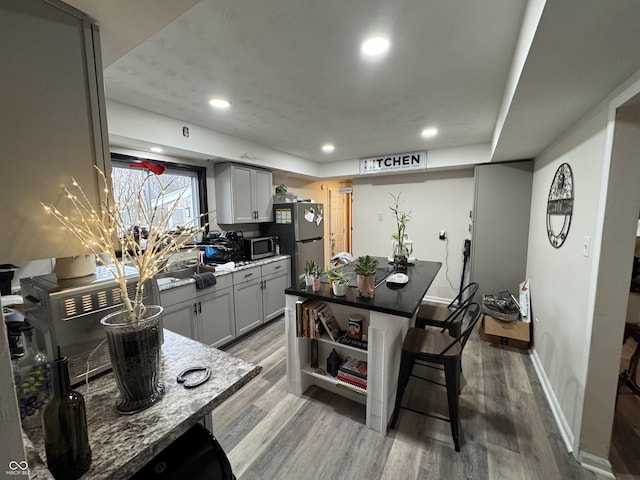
xmin=377 ymin=213 xmax=383 ymax=221
xmin=439 ymin=230 xmax=446 ymax=240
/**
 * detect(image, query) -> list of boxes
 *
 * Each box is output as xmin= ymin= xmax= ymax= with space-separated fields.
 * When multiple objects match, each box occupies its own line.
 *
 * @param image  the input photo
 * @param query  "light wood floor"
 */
xmin=214 ymin=317 xmax=614 ymax=480
xmin=611 ymin=338 xmax=640 ymax=479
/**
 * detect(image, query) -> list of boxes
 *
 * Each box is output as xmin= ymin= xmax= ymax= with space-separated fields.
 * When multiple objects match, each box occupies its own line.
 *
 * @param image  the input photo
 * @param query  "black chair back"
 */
xmin=437 ymin=302 xmax=481 ymax=356
xmin=448 ymin=282 xmax=479 ymax=309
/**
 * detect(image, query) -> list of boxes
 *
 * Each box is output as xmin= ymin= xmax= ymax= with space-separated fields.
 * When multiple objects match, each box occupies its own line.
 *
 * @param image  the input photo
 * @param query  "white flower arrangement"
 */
xmin=42 ymin=166 xmax=208 ymax=322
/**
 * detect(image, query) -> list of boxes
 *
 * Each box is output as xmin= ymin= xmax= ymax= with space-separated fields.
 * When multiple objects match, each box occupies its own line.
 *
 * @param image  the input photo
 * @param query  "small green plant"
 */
xmin=326 ymin=266 xmax=351 ymax=285
xmin=299 ymin=260 xmax=322 ymax=279
xmin=354 ymin=255 xmax=378 ymax=276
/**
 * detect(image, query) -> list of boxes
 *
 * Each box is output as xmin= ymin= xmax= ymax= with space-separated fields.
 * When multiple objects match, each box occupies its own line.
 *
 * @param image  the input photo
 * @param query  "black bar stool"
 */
xmin=415 ymin=282 xmax=478 ymax=338
xmin=390 ymin=302 xmax=481 ymax=451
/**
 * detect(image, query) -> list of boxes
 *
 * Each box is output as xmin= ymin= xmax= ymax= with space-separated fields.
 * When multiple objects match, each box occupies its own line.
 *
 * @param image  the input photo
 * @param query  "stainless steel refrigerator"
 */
xmin=267 ymin=203 xmax=324 ymax=287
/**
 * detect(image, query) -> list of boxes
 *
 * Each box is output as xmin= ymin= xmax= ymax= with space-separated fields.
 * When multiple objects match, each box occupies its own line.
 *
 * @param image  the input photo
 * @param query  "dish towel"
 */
xmin=192 ymin=272 xmax=217 ymax=289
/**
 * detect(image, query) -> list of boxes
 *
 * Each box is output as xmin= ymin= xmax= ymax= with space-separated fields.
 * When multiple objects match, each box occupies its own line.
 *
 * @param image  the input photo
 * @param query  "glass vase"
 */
xmin=100 ymin=305 xmax=164 ymax=414
xmin=14 ymin=323 xmax=51 ymax=430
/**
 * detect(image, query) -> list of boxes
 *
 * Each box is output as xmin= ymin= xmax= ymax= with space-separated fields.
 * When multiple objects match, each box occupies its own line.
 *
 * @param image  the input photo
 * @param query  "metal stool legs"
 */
xmin=390 ymin=352 xmax=462 ymax=451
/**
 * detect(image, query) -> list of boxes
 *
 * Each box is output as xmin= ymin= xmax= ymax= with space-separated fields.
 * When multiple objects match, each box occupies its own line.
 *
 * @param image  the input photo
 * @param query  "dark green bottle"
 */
xmin=42 ymin=356 xmax=91 ymax=480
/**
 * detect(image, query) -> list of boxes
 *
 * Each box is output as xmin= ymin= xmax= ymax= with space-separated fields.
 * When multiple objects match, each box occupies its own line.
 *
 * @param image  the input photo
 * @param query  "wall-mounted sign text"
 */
xmin=359 ymin=150 xmax=427 ymax=175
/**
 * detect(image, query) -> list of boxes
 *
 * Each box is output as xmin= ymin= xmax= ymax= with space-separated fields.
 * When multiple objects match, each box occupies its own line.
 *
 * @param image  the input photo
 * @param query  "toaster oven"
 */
xmin=20 ymin=265 xmax=159 ymax=386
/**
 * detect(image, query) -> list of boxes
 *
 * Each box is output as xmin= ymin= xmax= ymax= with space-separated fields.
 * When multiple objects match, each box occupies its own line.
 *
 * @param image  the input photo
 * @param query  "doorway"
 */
xmin=606 ymin=99 xmax=640 ymax=476
xmin=327 ymin=185 xmax=352 ymax=262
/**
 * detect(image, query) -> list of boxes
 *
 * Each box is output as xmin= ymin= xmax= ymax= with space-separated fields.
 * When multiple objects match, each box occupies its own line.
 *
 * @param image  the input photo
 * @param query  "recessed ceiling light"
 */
xmin=209 ymin=98 xmax=231 ymax=109
xmin=322 ymin=144 xmax=335 ymax=153
xmin=361 ymin=36 xmax=390 ymax=57
xmin=150 ymin=147 xmax=163 ymax=153
xmin=421 ymin=127 xmax=438 ymax=138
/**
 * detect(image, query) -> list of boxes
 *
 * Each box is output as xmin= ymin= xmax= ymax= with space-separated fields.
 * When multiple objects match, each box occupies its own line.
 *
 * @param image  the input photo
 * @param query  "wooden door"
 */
xmin=328 ymin=188 xmax=351 ymax=260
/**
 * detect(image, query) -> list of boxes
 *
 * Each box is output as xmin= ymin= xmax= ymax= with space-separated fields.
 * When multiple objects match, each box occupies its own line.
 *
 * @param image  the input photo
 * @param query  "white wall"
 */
xmin=527 ymin=105 xmax=608 ymax=450
xmin=527 ymin=67 xmax=640 ymax=473
xmin=351 ymin=169 xmax=475 ymax=301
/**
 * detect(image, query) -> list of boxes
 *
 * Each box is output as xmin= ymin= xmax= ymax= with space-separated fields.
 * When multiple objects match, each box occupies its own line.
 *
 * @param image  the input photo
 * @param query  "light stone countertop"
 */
xmin=25 ymin=330 xmax=261 ymax=479
xmin=157 ymin=254 xmax=291 ymax=291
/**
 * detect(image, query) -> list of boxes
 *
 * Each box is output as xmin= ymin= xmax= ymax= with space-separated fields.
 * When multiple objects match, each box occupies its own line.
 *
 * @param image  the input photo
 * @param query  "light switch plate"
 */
xmin=583 ymin=236 xmax=591 ymax=257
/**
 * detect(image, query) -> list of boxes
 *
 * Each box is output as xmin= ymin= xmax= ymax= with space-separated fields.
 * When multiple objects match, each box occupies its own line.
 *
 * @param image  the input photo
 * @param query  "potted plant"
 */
xmin=390 ymin=193 xmax=411 ymax=270
xmin=327 ymin=266 xmax=351 ymax=296
xmin=354 ymin=255 xmax=378 ymax=298
xmin=299 ymin=260 xmax=320 ymax=289
xmin=42 ymin=165 xmax=208 ymax=414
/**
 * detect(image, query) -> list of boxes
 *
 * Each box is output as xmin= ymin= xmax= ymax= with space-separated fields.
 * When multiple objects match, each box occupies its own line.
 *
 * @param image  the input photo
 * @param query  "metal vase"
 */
xmin=100 ymin=305 xmax=164 ymax=414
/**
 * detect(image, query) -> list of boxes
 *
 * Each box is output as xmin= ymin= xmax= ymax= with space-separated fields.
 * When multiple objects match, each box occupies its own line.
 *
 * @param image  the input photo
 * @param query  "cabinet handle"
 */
xmin=193 ymin=303 xmax=198 ymax=315
xmin=274 ymin=265 xmax=282 ymax=269
xmin=244 ymin=273 xmax=254 ymax=278
xmin=198 ymin=302 xmax=202 ymax=314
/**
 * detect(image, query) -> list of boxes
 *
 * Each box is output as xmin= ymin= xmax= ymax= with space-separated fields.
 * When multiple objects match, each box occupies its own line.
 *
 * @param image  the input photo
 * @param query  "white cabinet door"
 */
xmin=1 ymin=0 xmax=110 ymax=263
xmin=234 ymin=277 xmax=264 ymax=336
xmin=253 ymin=169 xmax=274 ymax=222
xmin=199 ymin=287 xmax=235 ymax=348
xmin=162 ymin=301 xmax=195 ymax=339
xmin=214 ymin=163 xmax=273 ymax=224
xmin=262 ymin=270 xmax=289 ymax=321
xmin=230 ymin=165 xmax=255 ymax=223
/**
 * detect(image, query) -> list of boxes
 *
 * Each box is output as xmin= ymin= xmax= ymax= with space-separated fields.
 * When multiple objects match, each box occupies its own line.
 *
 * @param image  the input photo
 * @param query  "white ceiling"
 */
xmin=67 ymin=0 xmax=640 ymax=165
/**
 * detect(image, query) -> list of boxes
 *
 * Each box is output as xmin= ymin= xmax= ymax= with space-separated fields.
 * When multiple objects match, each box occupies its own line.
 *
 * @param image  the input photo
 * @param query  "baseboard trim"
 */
xmin=577 ymin=450 xmax=615 ymax=478
xmin=422 ymin=295 xmax=450 ymax=304
xmin=529 ymin=348 xmax=575 ymax=453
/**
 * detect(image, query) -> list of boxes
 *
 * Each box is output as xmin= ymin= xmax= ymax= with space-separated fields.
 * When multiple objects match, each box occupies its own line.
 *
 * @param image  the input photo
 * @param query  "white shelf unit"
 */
xmin=285 ymin=294 xmax=412 ymax=433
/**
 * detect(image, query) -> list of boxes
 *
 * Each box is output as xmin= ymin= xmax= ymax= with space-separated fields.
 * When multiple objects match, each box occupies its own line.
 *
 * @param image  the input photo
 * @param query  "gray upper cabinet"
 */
xmin=214 ymin=163 xmax=273 ymax=223
xmin=0 ymin=0 xmax=110 ymax=264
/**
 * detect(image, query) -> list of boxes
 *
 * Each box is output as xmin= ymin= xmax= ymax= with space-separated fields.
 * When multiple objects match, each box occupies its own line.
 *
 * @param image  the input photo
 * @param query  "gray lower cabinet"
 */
xmin=262 ymin=260 xmax=290 ymax=321
xmin=161 ymin=276 xmax=235 ymax=348
xmin=198 ymin=286 xmax=235 ymax=348
xmin=161 ymin=258 xmax=290 ymax=345
xmin=233 ymin=266 xmax=264 ymax=336
xmin=162 ymin=299 xmax=195 ymax=339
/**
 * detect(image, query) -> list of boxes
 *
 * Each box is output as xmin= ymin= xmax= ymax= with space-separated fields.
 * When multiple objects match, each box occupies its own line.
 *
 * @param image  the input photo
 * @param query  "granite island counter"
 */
xmin=285 ymin=258 xmax=441 ymax=433
xmin=25 ymin=330 xmax=261 ymax=479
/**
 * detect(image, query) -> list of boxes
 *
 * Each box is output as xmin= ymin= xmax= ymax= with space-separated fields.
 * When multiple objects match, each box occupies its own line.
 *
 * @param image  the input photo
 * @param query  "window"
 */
xmin=110 ymin=154 xmax=208 ymax=236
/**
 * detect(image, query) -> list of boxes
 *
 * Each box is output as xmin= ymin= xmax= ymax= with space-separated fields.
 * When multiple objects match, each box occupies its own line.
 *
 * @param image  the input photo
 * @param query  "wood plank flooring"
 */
xmin=611 ymin=338 xmax=640 ymax=478
xmin=213 ymin=317 xmax=613 ymax=480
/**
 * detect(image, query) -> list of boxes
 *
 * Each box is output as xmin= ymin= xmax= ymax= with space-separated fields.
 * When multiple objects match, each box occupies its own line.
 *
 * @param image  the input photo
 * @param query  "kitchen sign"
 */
xmin=359 ymin=150 xmax=427 ymax=175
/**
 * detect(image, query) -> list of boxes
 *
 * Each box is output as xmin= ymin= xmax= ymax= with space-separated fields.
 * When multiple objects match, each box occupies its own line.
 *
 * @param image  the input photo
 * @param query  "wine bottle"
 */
xmin=42 ymin=356 xmax=91 ymax=480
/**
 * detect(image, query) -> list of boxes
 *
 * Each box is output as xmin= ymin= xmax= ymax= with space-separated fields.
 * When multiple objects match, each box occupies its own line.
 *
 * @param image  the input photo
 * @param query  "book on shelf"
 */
xmin=338 ymin=356 xmax=367 ymax=379
xmin=295 ymin=300 xmax=304 ymax=337
xmin=336 ymin=379 xmax=367 ymax=396
xmin=316 ymin=303 xmax=343 ymax=341
xmin=337 ymin=370 xmax=367 ymax=388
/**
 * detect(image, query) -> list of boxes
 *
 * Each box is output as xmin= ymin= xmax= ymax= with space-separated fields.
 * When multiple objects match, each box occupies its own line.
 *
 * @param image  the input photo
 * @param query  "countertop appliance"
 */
xmin=20 ymin=265 xmax=159 ymax=386
xmin=266 ymin=202 xmax=324 ymax=286
xmin=200 ymin=231 xmax=245 ymax=264
xmin=244 ymin=236 xmax=277 ymax=261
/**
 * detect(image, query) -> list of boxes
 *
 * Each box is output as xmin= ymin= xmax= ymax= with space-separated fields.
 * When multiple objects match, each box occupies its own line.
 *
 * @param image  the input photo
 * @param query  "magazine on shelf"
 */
xmin=338 ymin=356 xmax=367 ymax=379
xmin=336 ymin=379 xmax=367 ymax=396
xmin=337 ymin=370 xmax=367 ymax=388
xmin=316 ymin=303 xmax=343 ymax=341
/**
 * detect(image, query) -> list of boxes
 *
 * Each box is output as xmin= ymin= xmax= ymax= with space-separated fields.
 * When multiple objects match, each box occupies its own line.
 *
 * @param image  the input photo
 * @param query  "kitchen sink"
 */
xmin=156 ymin=264 xmax=217 ymax=281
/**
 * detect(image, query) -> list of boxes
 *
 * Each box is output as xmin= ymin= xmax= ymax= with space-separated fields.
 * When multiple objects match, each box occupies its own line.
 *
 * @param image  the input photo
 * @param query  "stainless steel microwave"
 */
xmin=244 ymin=236 xmax=276 ymax=260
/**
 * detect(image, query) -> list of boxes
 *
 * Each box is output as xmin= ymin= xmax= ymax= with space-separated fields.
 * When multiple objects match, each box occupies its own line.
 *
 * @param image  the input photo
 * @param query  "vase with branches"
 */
xmin=389 ymin=193 xmax=411 ymax=269
xmin=42 ymin=165 xmax=209 ymax=413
